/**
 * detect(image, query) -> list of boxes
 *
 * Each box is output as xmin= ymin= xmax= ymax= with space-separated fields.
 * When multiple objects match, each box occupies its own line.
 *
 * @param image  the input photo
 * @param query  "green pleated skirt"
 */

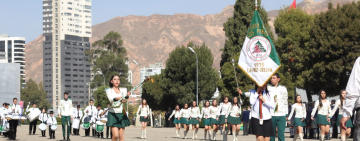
xmin=316 ymin=115 xmax=330 ymax=125
xmin=190 ymin=118 xmax=200 ymax=125
xmin=107 ymin=112 xmax=130 ymax=128
xmin=219 ymin=115 xmax=226 ymax=124
xmin=173 ymin=118 xmax=181 ymax=124
xmin=294 ymin=118 xmax=307 ymax=127
xmin=228 ymin=116 xmax=241 ymax=125
xmin=181 ymin=117 xmax=190 ymax=124
xmin=203 ymin=118 xmax=211 ymax=126
xmin=211 ymin=118 xmax=220 ymax=125
xmin=337 ymin=115 xmax=353 ymax=127
xmin=140 ymin=116 xmax=149 ymax=122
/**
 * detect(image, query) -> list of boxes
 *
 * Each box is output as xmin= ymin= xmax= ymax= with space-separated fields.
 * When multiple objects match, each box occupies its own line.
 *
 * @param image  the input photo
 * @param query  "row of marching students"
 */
xmin=168 ymin=96 xmax=244 ymax=141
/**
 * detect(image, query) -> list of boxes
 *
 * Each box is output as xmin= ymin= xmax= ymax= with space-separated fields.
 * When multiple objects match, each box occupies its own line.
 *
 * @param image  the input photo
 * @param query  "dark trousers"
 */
xmin=41 ymin=130 xmax=46 ymax=137
xmin=85 ymin=128 xmax=90 ymax=136
xmin=9 ymin=120 xmax=18 ymax=139
xmin=97 ymin=131 xmax=103 ymax=138
xmin=73 ymin=128 xmax=80 ymax=135
xmin=49 ymin=126 xmax=55 ymax=138
xmin=243 ymin=121 xmax=249 ymax=135
xmin=106 ymin=126 xmax=112 ymax=138
xmin=92 ymin=128 xmax=96 ymax=136
xmin=331 ymin=120 xmax=338 ymax=138
xmin=29 ymin=119 xmax=38 ymax=134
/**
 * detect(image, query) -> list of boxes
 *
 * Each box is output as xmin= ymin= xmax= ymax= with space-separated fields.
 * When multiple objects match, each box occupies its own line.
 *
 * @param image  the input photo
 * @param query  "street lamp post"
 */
xmin=188 ymin=47 xmax=198 ymax=106
xmin=97 ymin=71 xmax=105 ymax=87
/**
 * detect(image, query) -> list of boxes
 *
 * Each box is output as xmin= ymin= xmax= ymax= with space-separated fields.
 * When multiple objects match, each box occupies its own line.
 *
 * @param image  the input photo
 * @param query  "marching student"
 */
xmin=179 ymin=103 xmax=190 ymax=139
xmin=105 ymin=75 xmax=131 ymax=141
xmin=210 ymin=99 xmax=220 ymax=140
xmin=267 ymin=73 xmax=288 ymax=141
xmin=190 ymin=101 xmax=201 ymax=139
xmin=329 ymin=90 xmax=352 ymax=141
xmin=58 ymin=92 xmax=74 ymax=141
xmin=226 ymin=97 xmax=243 ymax=141
xmin=0 ymin=103 xmax=6 ymax=136
xmin=72 ymin=105 xmax=83 ymax=136
xmin=311 ymin=90 xmax=331 ymax=141
xmin=26 ymin=103 xmax=40 ymax=135
xmin=104 ymin=103 xmax=113 ymax=139
xmin=168 ymin=104 xmax=181 ymax=138
xmin=238 ymin=85 xmax=275 ymax=141
xmin=287 ymin=95 xmax=307 ymax=141
xmin=136 ymin=99 xmax=150 ymax=139
xmin=95 ymin=105 xmax=105 ymax=139
xmin=47 ymin=111 xmax=57 ymax=139
xmin=39 ymin=108 xmax=48 ymax=137
xmin=201 ymin=100 xmax=212 ymax=140
xmin=242 ymin=106 xmax=251 ymax=136
xmin=9 ymin=98 xmax=21 ymax=140
xmin=1 ymin=103 xmax=10 ymax=137
xmin=83 ymin=99 xmax=97 ymax=137
xmin=217 ymin=96 xmax=231 ymax=140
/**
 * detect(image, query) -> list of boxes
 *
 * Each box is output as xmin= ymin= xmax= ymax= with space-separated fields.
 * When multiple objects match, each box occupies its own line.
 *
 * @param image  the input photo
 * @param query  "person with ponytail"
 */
xmin=287 ymin=95 xmax=307 ymax=141
xmin=217 ymin=96 xmax=231 ymax=141
xmin=238 ymin=85 xmax=275 ymax=141
xmin=179 ymin=103 xmax=190 ymax=139
xmin=168 ymin=104 xmax=181 ymax=138
xmin=311 ymin=90 xmax=331 ymax=141
xmin=329 ymin=90 xmax=353 ymax=141
xmin=226 ymin=97 xmax=242 ymax=141
xmin=209 ymin=100 xmax=220 ymax=140
xmin=201 ymin=100 xmax=212 ymax=140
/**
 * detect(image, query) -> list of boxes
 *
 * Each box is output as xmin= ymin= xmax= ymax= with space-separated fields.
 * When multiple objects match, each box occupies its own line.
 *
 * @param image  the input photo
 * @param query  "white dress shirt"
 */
xmin=47 ymin=116 xmax=57 ymax=125
xmin=288 ymin=103 xmax=306 ymax=119
xmin=26 ymin=107 xmax=40 ymax=113
xmin=95 ymin=109 xmax=105 ymax=121
xmin=209 ymin=106 xmax=219 ymax=119
xmin=84 ymin=105 xmax=96 ymax=117
xmin=10 ymin=103 xmax=21 ymax=114
xmin=249 ymin=89 xmax=275 ymax=120
xmin=343 ymin=57 xmax=360 ymax=117
xmin=73 ymin=109 xmax=83 ymax=119
xmin=180 ymin=108 xmax=190 ymax=118
xmin=58 ymin=99 xmax=73 ymax=116
xmin=311 ymin=100 xmax=331 ymax=116
xmin=190 ymin=107 xmax=201 ymax=118
xmin=136 ymin=105 xmax=150 ymax=116
xmin=106 ymin=88 xmax=128 ymax=114
xmin=169 ymin=110 xmax=181 ymax=118
xmin=201 ymin=107 xmax=211 ymax=118
xmin=226 ymin=105 xmax=242 ymax=118
xmin=217 ymin=102 xmax=231 ymax=116
xmin=39 ymin=113 xmax=48 ymax=123
xmin=267 ymin=84 xmax=289 ymax=116
xmin=330 ymin=99 xmax=351 ymax=118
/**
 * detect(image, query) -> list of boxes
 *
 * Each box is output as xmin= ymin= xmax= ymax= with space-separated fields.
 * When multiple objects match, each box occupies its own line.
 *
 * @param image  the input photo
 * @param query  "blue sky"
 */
xmin=0 ymin=0 xmax=306 ymax=43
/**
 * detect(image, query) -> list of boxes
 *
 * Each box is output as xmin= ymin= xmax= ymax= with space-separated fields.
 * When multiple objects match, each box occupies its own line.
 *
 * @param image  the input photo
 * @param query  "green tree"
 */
xmin=301 ymin=2 xmax=360 ymax=98
xmin=93 ymin=86 xmax=109 ymax=108
xmin=21 ymin=79 xmax=51 ymax=110
xmin=142 ymin=42 xmax=219 ymax=110
xmin=219 ymin=0 xmax=274 ymax=104
xmin=86 ymin=31 xmax=131 ymax=90
xmin=274 ymin=8 xmax=313 ymax=101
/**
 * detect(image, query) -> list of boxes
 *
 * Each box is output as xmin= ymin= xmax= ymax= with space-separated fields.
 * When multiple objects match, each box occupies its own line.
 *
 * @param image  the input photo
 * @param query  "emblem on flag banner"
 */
xmin=238 ymin=7 xmax=281 ymax=87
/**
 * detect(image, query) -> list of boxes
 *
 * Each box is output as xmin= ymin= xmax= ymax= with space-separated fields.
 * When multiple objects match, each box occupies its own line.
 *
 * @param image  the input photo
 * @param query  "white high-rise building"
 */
xmin=42 ymin=0 xmax=92 ymax=109
xmin=0 ymin=34 xmax=26 ymax=86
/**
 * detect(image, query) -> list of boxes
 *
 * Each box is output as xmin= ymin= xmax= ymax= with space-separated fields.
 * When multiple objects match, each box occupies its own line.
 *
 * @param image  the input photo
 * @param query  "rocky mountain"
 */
xmin=25 ymin=0 xmax=358 ymax=86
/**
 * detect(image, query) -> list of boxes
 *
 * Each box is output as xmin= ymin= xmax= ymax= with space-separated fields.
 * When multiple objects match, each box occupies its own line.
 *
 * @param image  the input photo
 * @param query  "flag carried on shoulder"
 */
xmin=237 ymin=6 xmax=281 ymax=87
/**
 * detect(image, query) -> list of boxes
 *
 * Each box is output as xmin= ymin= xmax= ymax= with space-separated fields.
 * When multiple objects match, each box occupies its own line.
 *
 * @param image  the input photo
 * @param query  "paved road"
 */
xmin=0 ymin=125 xmax=352 ymax=141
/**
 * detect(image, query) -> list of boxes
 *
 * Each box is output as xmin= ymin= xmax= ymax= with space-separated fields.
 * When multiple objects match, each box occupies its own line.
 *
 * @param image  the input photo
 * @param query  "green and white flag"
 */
xmin=238 ymin=9 xmax=281 ymax=87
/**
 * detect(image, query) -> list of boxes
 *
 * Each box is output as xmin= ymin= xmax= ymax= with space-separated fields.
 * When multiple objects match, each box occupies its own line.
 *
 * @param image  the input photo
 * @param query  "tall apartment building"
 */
xmin=139 ymin=63 xmax=164 ymax=93
xmin=42 ymin=0 xmax=92 ymax=109
xmin=0 ymin=34 xmax=26 ymax=86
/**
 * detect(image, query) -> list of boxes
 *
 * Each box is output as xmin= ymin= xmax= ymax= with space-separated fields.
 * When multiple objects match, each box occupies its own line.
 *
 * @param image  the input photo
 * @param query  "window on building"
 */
xmin=68 ymin=7 xmax=72 ymax=10
xmin=65 ymin=63 xmax=71 ymax=66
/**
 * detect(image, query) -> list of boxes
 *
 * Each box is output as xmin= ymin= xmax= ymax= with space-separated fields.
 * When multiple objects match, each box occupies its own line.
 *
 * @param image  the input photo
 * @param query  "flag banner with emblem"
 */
xmin=237 ymin=9 xmax=281 ymax=87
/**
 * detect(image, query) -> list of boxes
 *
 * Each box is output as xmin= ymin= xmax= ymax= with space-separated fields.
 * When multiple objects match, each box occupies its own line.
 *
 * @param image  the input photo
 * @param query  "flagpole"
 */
xmin=255 ymin=0 xmax=257 ymax=9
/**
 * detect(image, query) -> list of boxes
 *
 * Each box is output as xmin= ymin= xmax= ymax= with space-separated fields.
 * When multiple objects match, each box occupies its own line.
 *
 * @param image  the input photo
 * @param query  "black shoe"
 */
xmin=29 ymin=132 xmax=31 ymax=135
xmin=64 ymin=137 xmax=66 ymax=140
xmin=67 ymin=137 xmax=71 ymax=141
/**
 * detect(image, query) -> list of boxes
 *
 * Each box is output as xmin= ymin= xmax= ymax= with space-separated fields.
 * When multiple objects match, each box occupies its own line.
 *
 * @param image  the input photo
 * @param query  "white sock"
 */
xmin=195 ymin=128 xmax=198 ymax=138
xmin=320 ymin=135 xmax=325 ymax=141
xmin=184 ymin=130 xmax=187 ymax=138
xmin=213 ymin=130 xmax=217 ymax=140
xmin=204 ymin=130 xmax=207 ymax=139
xmin=144 ymin=129 xmax=147 ymax=138
xmin=192 ymin=130 xmax=195 ymax=139
xmin=341 ymin=135 xmax=346 ymax=141
xmin=176 ymin=129 xmax=178 ymax=136
xmin=298 ymin=133 xmax=303 ymax=141
xmin=141 ymin=130 xmax=144 ymax=138
xmin=293 ymin=134 xmax=298 ymax=141
xmin=208 ymin=130 xmax=212 ymax=140
xmin=232 ymin=130 xmax=236 ymax=141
